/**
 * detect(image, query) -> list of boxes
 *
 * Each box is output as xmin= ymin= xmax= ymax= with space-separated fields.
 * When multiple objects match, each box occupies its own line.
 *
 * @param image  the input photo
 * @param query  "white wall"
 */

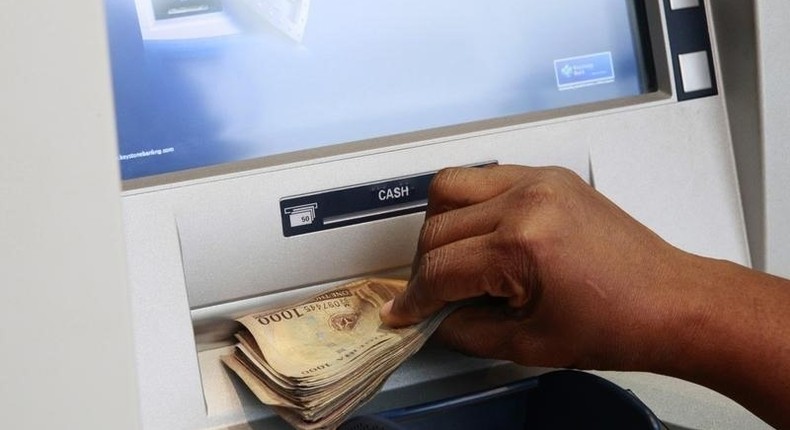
xmin=755 ymin=0 xmax=790 ymax=278
xmin=0 ymin=1 xmax=139 ymax=429
xmin=719 ymin=0 xmax=790 ymax=277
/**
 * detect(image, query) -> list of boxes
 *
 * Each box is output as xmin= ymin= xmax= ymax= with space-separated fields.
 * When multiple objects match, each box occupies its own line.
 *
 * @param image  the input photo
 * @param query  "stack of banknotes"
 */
xmin=222 ymin=278 xmax=453 ymax=429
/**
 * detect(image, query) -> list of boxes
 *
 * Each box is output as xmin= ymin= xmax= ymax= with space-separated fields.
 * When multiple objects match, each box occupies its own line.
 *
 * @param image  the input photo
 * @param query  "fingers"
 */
xmin=432 ymin=305 xmax=547 ymax=364
xmin=410 ymin=165 xmax=537 ymax=284
xmin=425 ymin=165 xmax=534 ymax=216
xmin=382 ymin=165 xmax=581 ymax=328
xmin=433 ymin=305 xmax=517 ymax=360
xmin=382 ymin=231 xmax=533 ymax=327
xmin=386 ymin=202 xmax=501 ymax=327
xmin=383 ymin=235 xmax=495 ymax=327
xmin=433 ymin=306 xmax=560 ymax=367
xmin=412 ymin=197 xmax=501 ymax=269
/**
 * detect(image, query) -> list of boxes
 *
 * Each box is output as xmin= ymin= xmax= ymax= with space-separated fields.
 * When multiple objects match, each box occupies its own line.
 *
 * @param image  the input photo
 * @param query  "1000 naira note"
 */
xmin=222 ymin=278 xmax=453 ymax=429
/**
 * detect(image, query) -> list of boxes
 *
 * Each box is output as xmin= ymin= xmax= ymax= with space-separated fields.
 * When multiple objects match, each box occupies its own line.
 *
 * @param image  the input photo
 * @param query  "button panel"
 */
xmin=663 ymin=0 xmax=718 ymax=101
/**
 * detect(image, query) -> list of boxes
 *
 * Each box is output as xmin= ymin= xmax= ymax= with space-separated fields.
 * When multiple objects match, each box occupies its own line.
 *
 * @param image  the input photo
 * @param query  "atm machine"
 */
xmin=107 ymin=0 xmax=775 ymax=428
xmin=109 ymin=0 xmax=773 ymax=428
xmin=0 ymin=0 xmax=777 ymax=429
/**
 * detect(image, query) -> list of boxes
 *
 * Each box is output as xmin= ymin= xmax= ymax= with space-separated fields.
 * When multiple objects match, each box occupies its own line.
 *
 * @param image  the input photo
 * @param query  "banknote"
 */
xmin=222 ymin=278 xmax=453 ymax=429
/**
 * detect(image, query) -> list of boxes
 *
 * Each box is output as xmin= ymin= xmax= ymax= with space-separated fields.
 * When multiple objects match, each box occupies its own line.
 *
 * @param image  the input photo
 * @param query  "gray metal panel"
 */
xmin=173 ymin=126 xmax=592 ymax=309
xmin=124 ymin=98 xmax=752 ymax=429
xmin=591 ymin=97 xmax=749 ymax=263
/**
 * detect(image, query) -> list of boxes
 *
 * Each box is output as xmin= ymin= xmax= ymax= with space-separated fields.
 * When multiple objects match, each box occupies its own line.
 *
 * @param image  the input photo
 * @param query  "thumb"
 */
xmin=433 ymin=305 xmax=519 ymax=360
xmin=379 ymin=283 xmax=445 ymax=328
xmin=433 ymin=305 xmax=554 ymax=366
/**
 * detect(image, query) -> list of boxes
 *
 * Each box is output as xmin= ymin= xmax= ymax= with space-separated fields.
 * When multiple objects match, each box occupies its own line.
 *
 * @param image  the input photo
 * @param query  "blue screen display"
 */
xmin=106 ymin=0 xmax=650 ymax=180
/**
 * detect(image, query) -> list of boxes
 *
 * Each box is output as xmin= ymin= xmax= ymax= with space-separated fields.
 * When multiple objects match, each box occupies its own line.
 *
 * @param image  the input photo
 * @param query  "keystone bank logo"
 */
xmin=561 ymin=63 xmax=574 ymax=78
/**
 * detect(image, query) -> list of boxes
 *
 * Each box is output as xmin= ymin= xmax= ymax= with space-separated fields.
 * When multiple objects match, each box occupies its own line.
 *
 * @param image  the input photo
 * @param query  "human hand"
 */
xmin=380 ymin=165 xmax=690 ymax=370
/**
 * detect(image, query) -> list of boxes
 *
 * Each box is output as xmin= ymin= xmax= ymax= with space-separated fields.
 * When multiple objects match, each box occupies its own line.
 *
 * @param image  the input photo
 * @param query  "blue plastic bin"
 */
xmin=340 ymin=370 xmax=666 ymax=430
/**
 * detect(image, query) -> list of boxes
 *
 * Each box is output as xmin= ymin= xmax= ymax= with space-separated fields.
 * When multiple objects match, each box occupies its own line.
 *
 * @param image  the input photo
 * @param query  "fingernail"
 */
xmin=379 ymin=300 xmax=394 ymax=324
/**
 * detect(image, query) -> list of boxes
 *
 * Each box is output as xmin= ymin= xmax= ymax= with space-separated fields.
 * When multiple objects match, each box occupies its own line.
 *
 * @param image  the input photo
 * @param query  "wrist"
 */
xmin=644 ymin=252 xmax=724 ymax=377
xmin=640 ymin=253 xmax=790 ymax=428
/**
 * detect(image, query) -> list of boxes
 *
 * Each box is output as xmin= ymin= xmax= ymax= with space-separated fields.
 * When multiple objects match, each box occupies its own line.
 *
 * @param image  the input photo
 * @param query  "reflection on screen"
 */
xmin=106 ymin=0 xmax=650 ymax=180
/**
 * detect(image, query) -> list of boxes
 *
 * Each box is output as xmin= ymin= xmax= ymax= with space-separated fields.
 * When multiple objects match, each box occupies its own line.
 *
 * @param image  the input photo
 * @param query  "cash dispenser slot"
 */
xmin=188 ymin=275 xmax=542 ymax=428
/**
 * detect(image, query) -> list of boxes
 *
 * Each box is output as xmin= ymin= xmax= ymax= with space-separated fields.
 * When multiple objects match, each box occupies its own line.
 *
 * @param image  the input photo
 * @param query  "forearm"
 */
xmin=648 ymin=254 xmax=790 ymax=429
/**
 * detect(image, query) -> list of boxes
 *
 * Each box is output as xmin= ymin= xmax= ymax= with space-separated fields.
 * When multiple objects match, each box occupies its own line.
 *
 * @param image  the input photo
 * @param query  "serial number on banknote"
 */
xmin=254 ymin=299 xmax=352 ymax=325
xmin=302 ymin=299 xmax=351 ymax=313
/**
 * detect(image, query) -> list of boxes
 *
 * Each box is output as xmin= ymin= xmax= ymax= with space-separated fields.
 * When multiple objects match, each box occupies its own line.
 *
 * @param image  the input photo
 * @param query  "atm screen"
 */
xmin=106 ymin=0 xmax=654 ymax=180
